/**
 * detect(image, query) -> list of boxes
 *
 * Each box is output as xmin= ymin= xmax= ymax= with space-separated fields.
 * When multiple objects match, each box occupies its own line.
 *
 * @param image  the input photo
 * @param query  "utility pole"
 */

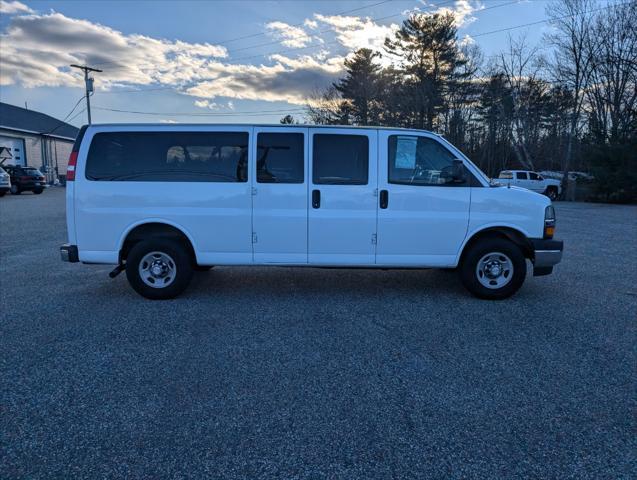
xmin=70 ymin=64 xmax=102 ymax=124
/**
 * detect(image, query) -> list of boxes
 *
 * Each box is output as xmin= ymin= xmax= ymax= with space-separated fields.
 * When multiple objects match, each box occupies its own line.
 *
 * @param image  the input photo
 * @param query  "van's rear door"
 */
xmin=65 ymin=125 xmax=87 ymax=246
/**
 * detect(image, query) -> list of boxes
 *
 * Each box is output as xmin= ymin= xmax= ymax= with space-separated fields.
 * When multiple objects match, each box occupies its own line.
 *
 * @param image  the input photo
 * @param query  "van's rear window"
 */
xmin=85 ymin=131 xmax=249 ymax=182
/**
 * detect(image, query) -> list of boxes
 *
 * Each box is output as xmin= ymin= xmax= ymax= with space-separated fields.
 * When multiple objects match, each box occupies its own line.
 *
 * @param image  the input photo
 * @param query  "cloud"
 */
xmin=0 ymin=11 xmax=227 ymax=88
xmin=194 ymin=99 xmax=221 ymax=109
xmin=433 ymin=0 xmax=483 ymax=28
xmin=314 ymin=14 xmax=398 ymax=52
xmin=0 ymin=0 xmax=32 ymax=14
xmin=0 ymin=9 xmax=345 ymax=105
xmin=266 ymin=21 xmax=313 ymax=48
xmin=186 ymin=55 xmax=344 ymax=105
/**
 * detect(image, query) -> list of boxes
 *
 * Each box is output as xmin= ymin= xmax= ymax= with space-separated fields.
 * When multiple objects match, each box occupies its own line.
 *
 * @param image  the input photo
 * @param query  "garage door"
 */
xmin=0 ymin=136 xmax=26 ymax=166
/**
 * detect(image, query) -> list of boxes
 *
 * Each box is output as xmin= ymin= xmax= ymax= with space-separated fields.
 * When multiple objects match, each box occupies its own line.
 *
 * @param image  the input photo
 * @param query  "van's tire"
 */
xmin=10 ymin=185 xmax=20 ymax=195
xmin=0 ymin=192 xmax=5 ymax=197
xmin=125 ymin=238 xmax=193 ymax=300
xmin=33 ymin=188 xmax=44 ymax=194
xmin=460 ymin=238 xmax=527 ymax=300
xmin=545 ymin=187 xmax=558 ymax=201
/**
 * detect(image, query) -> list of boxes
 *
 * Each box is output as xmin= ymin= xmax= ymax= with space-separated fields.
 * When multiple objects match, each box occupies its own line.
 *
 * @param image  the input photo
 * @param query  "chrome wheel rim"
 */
xmin=139 ymin=251 xmax=177 ymax=288
xmin=476 ymin=252 xmax=514 ymax=289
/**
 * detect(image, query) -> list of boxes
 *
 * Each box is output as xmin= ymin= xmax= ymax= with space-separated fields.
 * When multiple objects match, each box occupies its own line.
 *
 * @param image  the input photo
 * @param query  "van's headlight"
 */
xmin=544 ymin=205 xmax=556 ymax=239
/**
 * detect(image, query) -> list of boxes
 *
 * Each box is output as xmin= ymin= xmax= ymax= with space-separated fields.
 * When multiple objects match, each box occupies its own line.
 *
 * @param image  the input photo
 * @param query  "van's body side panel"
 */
xmin=465 ymin=186 xmax=549 ymax=243
xmin=251 ymin=126 xmax=309 ymax=264
xmin=74 ymin=125 xmax=253 ymax=265
xmin=376 ymin=130 xmax=470 ymax=267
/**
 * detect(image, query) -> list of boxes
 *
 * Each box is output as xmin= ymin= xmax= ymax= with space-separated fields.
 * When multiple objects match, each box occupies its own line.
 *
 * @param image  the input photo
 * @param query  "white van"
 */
xmin=60 ymin=124 xmax=563 ymax=300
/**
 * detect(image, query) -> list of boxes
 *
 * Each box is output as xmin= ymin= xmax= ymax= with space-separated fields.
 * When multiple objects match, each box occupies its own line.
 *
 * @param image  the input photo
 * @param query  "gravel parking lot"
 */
xmin=1 ymin=187 xmax=636 ymax=479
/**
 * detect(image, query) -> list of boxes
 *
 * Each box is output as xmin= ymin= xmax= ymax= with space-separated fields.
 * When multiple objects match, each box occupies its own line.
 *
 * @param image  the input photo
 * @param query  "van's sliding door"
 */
xmin=307 ymin=128 xmax=378 ymax=265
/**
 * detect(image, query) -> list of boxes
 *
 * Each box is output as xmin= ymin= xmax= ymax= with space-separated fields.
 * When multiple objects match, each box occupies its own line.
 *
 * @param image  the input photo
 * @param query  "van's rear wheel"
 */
xmin=460 ymin=238 xmax=526 ymax=300
xmin=126 ymin=239 xmax=193 ymax=299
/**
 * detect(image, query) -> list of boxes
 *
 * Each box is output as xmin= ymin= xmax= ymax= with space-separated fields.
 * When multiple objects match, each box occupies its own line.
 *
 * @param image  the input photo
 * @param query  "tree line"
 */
xmin=287 ymin=0 xmax=637 ymax=203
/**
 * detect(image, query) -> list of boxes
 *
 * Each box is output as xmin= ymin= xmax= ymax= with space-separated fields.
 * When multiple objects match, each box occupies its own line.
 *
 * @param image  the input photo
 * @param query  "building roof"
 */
xmin=0 ymin=102 xmax=80 ymax=141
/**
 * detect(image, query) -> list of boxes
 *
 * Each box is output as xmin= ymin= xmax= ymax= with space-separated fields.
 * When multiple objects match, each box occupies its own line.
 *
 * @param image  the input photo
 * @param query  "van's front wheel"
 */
xmin=460 ymin=238 xmax=526 ymax=300
xmin=126 ymin=239 xmax=193 ymax=299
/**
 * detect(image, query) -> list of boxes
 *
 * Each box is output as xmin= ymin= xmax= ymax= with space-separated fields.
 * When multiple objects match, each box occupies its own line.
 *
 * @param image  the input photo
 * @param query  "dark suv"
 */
xmin=3 ymin=165 xmax=46 ymax=194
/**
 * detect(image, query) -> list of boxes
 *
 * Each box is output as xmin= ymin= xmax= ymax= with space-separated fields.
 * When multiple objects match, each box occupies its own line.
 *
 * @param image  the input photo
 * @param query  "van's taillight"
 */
xmin=544 ymin=206 xmax=556 ymax=239
xmin=67 ymin=151 xmax=78 ymax=181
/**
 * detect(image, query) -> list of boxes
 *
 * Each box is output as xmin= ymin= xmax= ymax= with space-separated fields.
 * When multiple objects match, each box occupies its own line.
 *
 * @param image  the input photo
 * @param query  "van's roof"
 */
xmin=87 ymin=123 xmax=439 ymax=134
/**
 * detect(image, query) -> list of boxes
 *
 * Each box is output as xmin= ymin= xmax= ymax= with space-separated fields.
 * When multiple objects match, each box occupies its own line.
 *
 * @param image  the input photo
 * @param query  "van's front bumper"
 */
xmin=531 ymin=238 xmax=563 ymax=276
xmin=60 ymin=244 xmax=79 ymax=263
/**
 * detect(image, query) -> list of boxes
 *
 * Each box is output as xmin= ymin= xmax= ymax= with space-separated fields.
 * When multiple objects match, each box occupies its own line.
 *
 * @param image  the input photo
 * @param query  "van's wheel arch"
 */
xmin=120 ymin=223 xmax=196 ymax=299
xmin=125 ymin=238 xmax=193 ymax=299
xmin=459 ymin=231 xmax=528 ymax=300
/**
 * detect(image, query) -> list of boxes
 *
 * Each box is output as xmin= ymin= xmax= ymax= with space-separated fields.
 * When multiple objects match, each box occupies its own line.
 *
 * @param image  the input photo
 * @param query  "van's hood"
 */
xmin=490 ymin=184 xmax=551 ymax=207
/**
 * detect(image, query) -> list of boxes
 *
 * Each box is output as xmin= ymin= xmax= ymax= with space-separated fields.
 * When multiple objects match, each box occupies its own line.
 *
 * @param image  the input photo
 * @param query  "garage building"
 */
xmin=0 ymin=102 xmax=80 ymax=184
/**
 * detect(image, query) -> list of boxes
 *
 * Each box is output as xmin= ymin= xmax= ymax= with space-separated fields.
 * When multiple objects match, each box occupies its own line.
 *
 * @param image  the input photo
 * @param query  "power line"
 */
xmin=85 ymin=1 xmax=515 ymax=101
xmin=468 ymin=2 xmax=628 ymax=39
xmin=87 ymin=0 xmax=397 ymax=68
xmin=227 ymin=0 xmax=512 ymax=63
xmin=67 ymin=108 xmax=87 ymax=125
xmin=212 ymin=0 xmax=395 ymax=46
xmin=39 ymin=95 xmax=86 ymax=137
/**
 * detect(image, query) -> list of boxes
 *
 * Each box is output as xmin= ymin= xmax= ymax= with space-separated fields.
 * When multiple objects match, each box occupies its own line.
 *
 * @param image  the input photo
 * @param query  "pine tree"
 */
xmin=384 ymin=12 xmax=467 ymax=130
xmin=333 ymin=48 xmax=383 ymax=126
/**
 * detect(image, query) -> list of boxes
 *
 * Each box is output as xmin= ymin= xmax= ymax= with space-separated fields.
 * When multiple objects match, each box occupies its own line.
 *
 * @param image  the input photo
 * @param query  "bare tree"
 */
xmin=586 ymin=1 xmax=637 ymax=143
xmin=498 ymin=34 xmax=545 ymax=170
xmin=546 ymin=0 xmax=596 ymax=198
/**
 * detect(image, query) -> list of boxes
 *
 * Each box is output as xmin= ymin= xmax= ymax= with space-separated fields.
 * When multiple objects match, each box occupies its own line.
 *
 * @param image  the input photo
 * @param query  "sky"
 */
xmin=0 ymin=0 xmax=572 ymax=125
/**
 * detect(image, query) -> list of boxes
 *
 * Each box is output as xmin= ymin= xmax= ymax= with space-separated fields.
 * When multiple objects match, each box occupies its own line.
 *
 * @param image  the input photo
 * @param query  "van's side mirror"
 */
xmin=441 ymin=160 xmax=466 ymax=184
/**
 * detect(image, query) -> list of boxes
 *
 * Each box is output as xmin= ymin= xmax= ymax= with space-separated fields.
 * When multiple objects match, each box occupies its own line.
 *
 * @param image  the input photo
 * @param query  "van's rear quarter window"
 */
xmin=85 ymin=131 xmax=249 ymax=182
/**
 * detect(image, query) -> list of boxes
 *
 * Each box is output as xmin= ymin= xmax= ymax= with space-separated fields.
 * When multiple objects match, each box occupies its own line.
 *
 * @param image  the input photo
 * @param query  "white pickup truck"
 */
xmin=496 ymin=170 xmax=562 ymax=200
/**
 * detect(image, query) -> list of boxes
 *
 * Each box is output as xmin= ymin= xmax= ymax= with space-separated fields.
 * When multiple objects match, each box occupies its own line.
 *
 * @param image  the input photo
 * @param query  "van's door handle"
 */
xmin=379 ymin=189 xmax=389 ymax=209
xmin=312 ymin=189 xmax=321 ymax=209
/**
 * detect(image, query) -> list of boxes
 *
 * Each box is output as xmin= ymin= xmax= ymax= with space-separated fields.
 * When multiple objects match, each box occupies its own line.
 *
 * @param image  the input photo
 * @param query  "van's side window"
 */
xmin=86 ymin=132 xmax=248 ymax=182
xmin=313 ymin=134 xmax=368 ymax=185
xmin=257 ymin=133 xmax=304 ymax=183
xmin=388 ymin=135 xmax=462 ymax=186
